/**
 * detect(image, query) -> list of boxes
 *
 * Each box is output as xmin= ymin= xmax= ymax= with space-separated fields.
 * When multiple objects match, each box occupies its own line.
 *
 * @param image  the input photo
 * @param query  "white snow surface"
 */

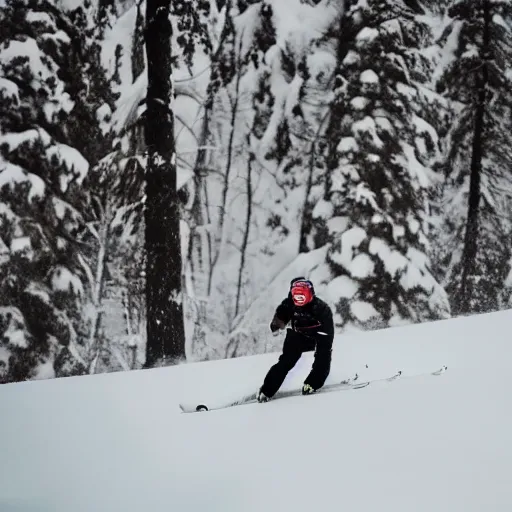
xmin=1 ymin=309 xmax=512 ymax=511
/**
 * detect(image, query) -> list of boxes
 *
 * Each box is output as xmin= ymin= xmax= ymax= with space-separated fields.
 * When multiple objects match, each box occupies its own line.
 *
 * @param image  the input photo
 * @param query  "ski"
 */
xmin=178 ymin=365 xmax=448 ymax=414
xmin=179 ymin=373 xmax=360 ymax=414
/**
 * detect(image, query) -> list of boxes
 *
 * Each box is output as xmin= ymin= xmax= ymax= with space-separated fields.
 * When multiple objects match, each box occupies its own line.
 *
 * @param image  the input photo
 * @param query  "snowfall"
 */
xmin=1 ymin=309 xmax=512 ymax=512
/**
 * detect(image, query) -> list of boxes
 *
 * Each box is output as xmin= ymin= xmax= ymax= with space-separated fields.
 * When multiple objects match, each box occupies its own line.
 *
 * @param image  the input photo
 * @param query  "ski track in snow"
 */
xmin=1 ymin=309 xmax=512 ymax=511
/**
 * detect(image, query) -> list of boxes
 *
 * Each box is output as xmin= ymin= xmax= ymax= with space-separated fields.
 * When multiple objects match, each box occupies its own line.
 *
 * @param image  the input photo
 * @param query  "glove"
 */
xmin=270 ymin=315 xmax=286 ymax=333
xmin=302 ymin=383 xmax=316 ymax=395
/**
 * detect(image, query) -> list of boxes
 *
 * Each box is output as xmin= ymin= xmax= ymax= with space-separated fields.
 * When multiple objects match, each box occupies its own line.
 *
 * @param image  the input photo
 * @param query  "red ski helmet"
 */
xmin=290 ymin=279 xmax=314 ymax=306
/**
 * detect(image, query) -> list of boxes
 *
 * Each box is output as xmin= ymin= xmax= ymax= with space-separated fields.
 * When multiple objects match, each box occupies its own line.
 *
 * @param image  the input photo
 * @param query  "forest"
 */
xmin=0 ymin=0 xmax=511 ymax=383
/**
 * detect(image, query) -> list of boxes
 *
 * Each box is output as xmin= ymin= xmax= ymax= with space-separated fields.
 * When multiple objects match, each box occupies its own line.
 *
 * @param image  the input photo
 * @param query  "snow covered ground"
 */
xmin=1 ymin=309 xmax=512 ymax=512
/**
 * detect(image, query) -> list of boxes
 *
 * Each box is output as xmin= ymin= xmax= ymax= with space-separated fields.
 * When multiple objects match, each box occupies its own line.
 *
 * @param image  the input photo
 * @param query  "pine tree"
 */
xmin=0 ymin=0 xmax=115 ymax=381
xmin=435 ymin=0 xmax=512 ymax=315
xmin=308 ymin=0 xmax=450 ymax=331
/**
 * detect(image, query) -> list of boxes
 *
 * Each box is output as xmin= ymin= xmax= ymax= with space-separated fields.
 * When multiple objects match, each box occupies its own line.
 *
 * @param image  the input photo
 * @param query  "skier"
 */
xmin=257 ymin=277 xmax=334 ymax=403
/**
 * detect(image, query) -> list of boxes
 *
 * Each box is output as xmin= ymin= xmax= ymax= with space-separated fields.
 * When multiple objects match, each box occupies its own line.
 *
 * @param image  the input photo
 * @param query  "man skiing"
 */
xmin=257 ymin=277 xmax=334 ymax=403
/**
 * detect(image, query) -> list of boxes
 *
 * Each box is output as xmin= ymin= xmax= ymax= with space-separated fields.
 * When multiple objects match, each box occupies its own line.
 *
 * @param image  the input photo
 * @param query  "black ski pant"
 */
xmin=261 ymin=328 xmax=321 ymax=398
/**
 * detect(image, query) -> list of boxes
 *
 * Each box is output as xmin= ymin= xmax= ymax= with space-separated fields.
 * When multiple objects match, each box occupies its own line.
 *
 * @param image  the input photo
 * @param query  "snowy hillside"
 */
xmin=1 ymin=309 xmax=512 ymax=511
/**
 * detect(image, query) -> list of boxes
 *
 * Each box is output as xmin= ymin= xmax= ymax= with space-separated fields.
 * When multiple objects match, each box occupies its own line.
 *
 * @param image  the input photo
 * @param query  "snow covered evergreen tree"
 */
xmin=303 ymin=0 xmax=451 ymax=331
xmin=0 ymin=0 xmax=116 ymax=381
xmin=435 ymin=0 xmax=512 ymax=315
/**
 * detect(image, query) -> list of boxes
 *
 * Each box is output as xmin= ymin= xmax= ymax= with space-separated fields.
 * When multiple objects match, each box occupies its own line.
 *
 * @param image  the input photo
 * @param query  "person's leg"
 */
xmin=260 ymin=330 xmax=303 ymax=398
xmin=304 ymin=337 xmax=333 ymax=391
xmin=301 ymin=337 xmax=316 ymax=353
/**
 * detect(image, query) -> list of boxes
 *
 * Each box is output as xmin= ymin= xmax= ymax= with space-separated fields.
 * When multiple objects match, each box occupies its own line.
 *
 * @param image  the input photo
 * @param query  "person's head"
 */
xmin=289 ymin=277 xmax=315 ymax=307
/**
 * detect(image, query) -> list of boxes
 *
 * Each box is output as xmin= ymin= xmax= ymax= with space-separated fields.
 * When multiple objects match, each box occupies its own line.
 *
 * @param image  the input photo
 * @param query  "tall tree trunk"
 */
xmin=143 ymin=0 xmax=185 ymax=368
xmin=207 ymin=32 xmax=243 ymax=295
xmin=187 ymin=109 xmax=211 ymax=293
xmin=235 ymin=150 xmax=254 ymax=317
xmin=131 ymin=0 xmax=146 ymax=84
xmin=207 ymin=82 xmax=240 ymax=295
xmin=87 ymin=198 xmax=112 ymax=373
xmin=457 ymin=0 xmax=490 ymax=314
xmin=298 ymin=110 xmax=330 ymax=253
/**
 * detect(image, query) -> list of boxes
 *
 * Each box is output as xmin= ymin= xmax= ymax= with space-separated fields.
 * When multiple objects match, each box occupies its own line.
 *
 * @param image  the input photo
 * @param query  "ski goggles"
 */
xmin=291 ymin=281 xmax=313 ymax=306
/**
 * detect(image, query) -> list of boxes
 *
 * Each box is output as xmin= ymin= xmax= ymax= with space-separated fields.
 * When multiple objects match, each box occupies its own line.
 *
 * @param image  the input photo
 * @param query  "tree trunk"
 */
xmin=87 ymin=199 xmax=111 ymax=373
xmin=207 ymin=35 xmax=244 ymax=295
xmin=457 ymin=0 xmax=490 ymax=314
xmin=131 ymin=0 xmax=146 ymax=84
xmin=298 ymin=144 xmax=316 ymax=254
xmin=235 ymin=151 xmax=254 ymax=316
xmin=187 ymin=108 xmax=212 ymax=294
xmin=299 ymin=108 xmax=332 ymax=253
xmin=143 ymin=0 xmax=186 ymax=367
xmin=186 ymin=3 xmax=234 ymax=298
xmin=207 ymin=85 xmax=239 ymax=295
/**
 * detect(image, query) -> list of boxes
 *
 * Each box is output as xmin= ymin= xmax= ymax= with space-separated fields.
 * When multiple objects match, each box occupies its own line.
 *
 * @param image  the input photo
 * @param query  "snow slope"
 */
xmin=1 ymin=309 xmax=512 ymax=511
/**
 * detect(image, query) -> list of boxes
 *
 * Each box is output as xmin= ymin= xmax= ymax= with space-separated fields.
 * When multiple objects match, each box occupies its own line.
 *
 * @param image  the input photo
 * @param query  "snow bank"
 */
xmin=1 ymin=309 xmax=512 ymax=512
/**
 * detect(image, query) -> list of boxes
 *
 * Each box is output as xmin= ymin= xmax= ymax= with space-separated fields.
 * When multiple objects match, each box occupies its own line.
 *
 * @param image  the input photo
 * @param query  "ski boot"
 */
xmin=302 ymin=383 xmax=316 ymax=395
xmin=256 ymin=388 xmax=270 ymax=403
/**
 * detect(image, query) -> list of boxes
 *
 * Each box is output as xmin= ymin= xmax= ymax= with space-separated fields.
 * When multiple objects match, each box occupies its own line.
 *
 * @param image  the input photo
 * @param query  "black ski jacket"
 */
xmin=273 ymin=295 xmax=334 ymax=343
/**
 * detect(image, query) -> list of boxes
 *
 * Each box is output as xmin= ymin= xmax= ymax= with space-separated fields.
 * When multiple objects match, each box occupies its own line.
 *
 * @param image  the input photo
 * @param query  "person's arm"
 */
xmin=270 ymin=297 xmax=292 ymax=332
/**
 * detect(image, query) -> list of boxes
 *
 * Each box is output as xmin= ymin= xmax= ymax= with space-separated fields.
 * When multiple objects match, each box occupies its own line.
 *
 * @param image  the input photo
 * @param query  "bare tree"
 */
xmin=235 ymin=147 xmax=254 ymax=316
xmin=207 ymin=32 xmax=246 ymax=294
xmin=78 ymin=195 xmax=115 ymax=373
xmin=298 ymin=110 xmax=331 ymax=253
